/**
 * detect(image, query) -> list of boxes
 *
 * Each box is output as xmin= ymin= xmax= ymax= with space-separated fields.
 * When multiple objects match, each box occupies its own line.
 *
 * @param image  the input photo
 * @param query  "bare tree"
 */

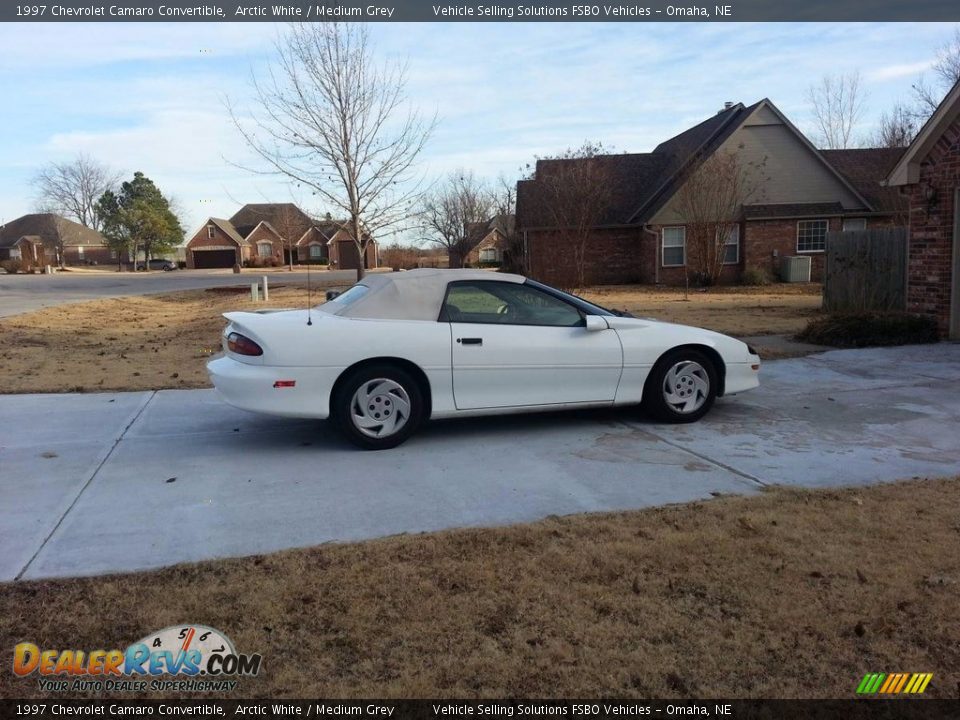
xmin=672 ymin=149 xmax=767 ymax=286
xmin=493 ymin=173 xmax=523 ymax=273
xmin=526 ymin=142 xmax=612 ymax=290
xmin=32 ymin=154 xmax=120 ymax=231
xmin=380 ymin=242 xmax=423 ymax=270
xmin=271 ymin=204 xmax=307 ymax=270
xmin=229 ymin=23 xmax=434 ymax=281
xmin=807 ymin=72 xmax=867 ymax=149
xmin=871 ymin=103 xmax=916 ymax=148
xmin=912 ymin=28 xmax=960 ymax=119
xmin=32 ymin=206 xmax=72 ymax=268
xmin=419 ymin=170 xmax=494 ymax=268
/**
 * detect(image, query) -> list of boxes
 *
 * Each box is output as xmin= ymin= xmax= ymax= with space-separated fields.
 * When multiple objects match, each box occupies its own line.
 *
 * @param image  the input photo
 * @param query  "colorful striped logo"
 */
xmin=856 ymin=672 xmax=933 ymax=695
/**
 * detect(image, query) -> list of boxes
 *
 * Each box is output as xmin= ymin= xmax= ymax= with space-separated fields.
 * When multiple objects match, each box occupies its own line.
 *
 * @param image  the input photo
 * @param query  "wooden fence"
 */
xmin=822 ymin=227 xmax=907 ymax=313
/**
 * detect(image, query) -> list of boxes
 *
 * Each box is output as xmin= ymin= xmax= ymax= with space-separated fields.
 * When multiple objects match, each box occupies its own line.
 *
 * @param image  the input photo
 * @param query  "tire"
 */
xmin=642 ymin=349 xmax=718 ymax=423
xmin=332 ymin=364 xmax=424 ymax=450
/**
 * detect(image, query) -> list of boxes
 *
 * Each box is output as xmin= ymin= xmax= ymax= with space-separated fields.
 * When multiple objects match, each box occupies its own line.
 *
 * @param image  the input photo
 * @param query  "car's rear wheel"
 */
xmin=643 ymin=349 xmax=717 ymax=423
xmin=332 ymin=364 xmax=424 ymax=450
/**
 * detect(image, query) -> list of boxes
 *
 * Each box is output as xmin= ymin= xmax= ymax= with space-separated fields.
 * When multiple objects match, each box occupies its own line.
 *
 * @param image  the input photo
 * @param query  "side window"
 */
xmin=442 ymin=282 xmax=583 ymax=327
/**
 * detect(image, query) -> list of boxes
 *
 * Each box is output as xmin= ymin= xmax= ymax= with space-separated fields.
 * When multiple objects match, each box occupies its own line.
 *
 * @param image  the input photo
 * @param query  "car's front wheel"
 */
xmin=332 ymin=364 xmax=424 ymax=450
xmin=643 ymin=349 xmax=718 ymax=423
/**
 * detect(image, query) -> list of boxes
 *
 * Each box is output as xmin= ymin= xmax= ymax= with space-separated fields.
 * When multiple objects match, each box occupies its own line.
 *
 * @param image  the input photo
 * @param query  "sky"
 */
xmin=0 ymin=21 xmax=955 ymax=237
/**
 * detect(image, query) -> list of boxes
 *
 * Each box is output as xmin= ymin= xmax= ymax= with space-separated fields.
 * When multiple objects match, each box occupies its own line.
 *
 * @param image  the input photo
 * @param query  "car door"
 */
xmin=442 ymin=280 xmax=623 ymax=410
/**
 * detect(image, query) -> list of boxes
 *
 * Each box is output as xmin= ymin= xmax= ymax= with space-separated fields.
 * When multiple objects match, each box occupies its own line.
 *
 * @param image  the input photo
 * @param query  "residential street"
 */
xmin=3 ymin=343 xmax=958 ymax=582
xmin=0 ymin=268 xmax=363 ymax=317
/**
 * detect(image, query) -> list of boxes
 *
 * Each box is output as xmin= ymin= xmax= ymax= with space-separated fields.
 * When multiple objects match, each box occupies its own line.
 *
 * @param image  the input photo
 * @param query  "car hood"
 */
xmin=603 ymin=315 xmax=755 ymax=361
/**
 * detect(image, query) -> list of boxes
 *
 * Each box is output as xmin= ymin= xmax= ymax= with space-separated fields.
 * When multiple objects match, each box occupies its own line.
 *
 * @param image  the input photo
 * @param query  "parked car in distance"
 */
xmin=147 ymin=258 xmax=178 ymax=271
xmin=208 ymin=270 xmax=761 ymax=450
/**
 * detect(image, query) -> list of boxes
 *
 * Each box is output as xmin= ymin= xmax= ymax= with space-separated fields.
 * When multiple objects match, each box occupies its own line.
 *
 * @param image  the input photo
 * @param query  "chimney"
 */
xmin=723 ymin=101 xmax=734 ymax=110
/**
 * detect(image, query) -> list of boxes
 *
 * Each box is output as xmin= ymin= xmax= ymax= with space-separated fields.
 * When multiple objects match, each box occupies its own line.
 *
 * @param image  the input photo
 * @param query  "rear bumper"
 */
xmin=207 ymin=355 xmax=339 ymax=419
xmin=724 ymin=360 xmax=761 ymax=395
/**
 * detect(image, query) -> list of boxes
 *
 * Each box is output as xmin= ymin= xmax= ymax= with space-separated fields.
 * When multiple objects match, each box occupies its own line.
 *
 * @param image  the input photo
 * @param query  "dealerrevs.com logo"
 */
xmin=13 ymin=625 xmax=262 ymax=693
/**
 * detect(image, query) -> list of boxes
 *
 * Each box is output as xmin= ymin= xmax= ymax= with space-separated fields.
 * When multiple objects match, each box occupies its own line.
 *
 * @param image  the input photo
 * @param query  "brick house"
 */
xmin=886 ymin=79 xmax=960 ymax=338
xmin=185 ymin=203 xmax=377 ymax=270
xmin=516 ymin=99 xmax=903 ymax=287
xmin=0 ymin=213 xmax=111 ymax=266
xmin=455 ymin=214 xmax=515 ymax=267
xmin=0 ymin=235 xmax=47 ymax=271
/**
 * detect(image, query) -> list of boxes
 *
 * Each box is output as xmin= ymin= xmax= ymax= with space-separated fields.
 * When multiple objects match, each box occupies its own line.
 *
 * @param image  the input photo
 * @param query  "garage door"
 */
xmin=192 ymin=249 xmax=236 ymax=269
xmin=336 ymin=240 xmax=361 ymax=270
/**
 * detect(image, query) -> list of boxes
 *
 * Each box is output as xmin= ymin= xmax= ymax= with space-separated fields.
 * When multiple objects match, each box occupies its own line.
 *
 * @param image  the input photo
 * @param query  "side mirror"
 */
xmin=584 ymin=315 xmax=609 ymax=332
xmin=325 ymin=290 xmax=341 ymax=301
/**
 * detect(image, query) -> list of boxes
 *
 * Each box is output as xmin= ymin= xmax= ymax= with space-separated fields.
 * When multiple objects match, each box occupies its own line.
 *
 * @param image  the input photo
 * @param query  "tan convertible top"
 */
xmin=321 ymin=268 xmax=525 ymax=321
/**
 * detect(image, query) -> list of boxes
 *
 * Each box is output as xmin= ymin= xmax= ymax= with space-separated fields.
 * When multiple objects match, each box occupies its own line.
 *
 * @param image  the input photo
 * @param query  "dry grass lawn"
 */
xmin=2 ymin=477 xmax=957 ymax=699
xmin=1 ymin=282 xmax=822 ymax=394
xmin=0 ymin=284 xmax=344 ymax=394
xmin=580 ymin=283 xmax=822 ymax=338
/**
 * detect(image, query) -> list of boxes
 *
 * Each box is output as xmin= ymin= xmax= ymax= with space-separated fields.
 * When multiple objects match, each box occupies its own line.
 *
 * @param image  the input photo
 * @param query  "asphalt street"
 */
xmin=2 ymin=343 xmax=958 ymax=581
xmin=0 ymin=268 xmax=363 ymax=317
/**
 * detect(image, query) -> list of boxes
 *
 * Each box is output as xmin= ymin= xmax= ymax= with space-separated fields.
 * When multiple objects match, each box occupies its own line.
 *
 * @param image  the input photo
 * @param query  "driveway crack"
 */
xmin=14 ymin=391 xmax=157 ymax=581
xmin=620 ymin=421 xmax=768 ymax=488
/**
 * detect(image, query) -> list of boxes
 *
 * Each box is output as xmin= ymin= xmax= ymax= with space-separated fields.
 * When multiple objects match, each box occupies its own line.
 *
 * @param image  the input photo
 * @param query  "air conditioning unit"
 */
xmin=780 ymin=255 xmax=812 ymax=283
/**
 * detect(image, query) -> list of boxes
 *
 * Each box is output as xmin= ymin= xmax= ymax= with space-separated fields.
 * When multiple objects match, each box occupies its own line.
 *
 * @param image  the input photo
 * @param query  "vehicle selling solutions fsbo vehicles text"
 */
xmin=430 ymin=5 xmax=729 ymax=17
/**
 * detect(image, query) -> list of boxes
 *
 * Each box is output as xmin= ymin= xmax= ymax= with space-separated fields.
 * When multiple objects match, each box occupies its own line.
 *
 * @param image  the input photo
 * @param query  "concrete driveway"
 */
xmin=2 ymin=343 xmax=958 ymax=582
xmin=0 ymin=268 xmax=363 ymax=317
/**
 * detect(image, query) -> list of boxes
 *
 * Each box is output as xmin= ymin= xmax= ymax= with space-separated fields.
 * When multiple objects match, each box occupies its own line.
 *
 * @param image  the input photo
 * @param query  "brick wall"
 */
xmin=525 ymin=216 xmax=901 ymax=288
xmin=743 ymin=219 xmax=824 ymax=281
xmin=185 ymin=225 xmax=243 ymax=269
xmin=63 ymin=247 xmax=114 ymax=266
xmin=245 ymin=225 xmax=283 ymax=260
xmin=526 ymin=227 xmax=651 ymax=287
xmin=904 ymin=114 xmax=960 ymax=335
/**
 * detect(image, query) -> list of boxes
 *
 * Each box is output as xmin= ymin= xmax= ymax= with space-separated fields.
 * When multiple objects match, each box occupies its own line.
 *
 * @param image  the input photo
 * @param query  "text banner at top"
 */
xmin=3 ymin=0 xmax=959 ymax=22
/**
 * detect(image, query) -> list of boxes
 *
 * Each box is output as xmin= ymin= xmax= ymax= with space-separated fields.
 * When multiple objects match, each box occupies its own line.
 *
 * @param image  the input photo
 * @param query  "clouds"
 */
xmin=867 ymin=61 xmax=935 ymax=82
xmin=0 ymin=21 xmax=954 ymax=231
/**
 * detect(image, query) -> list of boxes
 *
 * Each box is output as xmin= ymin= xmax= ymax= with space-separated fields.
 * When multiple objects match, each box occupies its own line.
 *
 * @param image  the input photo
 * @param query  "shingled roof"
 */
xmin=208 ymin=218 xmax=249 ymax=246
xmin=517 ymin=101 xmax=900 ymax=231
xmin=517 ymin=101 xmax=761 ymax=229
xmin=743 ymin=202 xmax=845 ymax=220
xmin=819 ymin=148 xmax=905 ymax=214
xmin=229 ymin=203 xmax=315 ymax=240
xmin=0 ymin=213 xmax=107 ymax=250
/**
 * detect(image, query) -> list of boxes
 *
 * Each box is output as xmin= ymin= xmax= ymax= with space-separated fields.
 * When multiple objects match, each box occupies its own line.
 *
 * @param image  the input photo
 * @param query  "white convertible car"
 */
xmin=208 ymin=269 xmax=760 ymax=449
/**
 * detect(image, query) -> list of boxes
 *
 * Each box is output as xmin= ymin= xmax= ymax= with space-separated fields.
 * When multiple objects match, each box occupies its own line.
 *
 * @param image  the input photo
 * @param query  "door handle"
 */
xmin=458 ymin=338 xmax=483 ymax=345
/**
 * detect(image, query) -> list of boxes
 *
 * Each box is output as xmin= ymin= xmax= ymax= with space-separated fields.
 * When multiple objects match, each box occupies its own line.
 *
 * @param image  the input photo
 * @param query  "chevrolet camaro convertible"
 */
xmin=208 ymin=269 xmax=761 ymax=450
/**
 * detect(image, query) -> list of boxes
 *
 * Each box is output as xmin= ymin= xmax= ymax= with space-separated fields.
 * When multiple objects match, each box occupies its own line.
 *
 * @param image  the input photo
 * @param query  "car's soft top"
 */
xmin=322 ymin=269 xmax=526 ymax=321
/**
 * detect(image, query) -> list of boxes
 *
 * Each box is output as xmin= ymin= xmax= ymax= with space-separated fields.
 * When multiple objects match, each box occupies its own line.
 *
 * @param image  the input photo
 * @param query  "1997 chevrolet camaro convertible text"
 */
xmin=207 ymin=269 xmax=761 ymax=449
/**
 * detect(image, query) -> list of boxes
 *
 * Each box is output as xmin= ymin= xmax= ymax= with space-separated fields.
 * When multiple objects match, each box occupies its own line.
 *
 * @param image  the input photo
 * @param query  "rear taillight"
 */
xmin=227 ymin=332 xmax=263 ymax=356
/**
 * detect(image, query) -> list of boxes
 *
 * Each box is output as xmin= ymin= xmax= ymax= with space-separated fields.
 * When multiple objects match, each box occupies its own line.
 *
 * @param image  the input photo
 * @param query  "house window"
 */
xmin=207 ymin=225 xmax=215 ymax=239
xmin=9 ymin=247 xmax=21 ymax=259
xmin=309 ymin=245 xmax=324 ymax=258
xmin=77 ymin=246 xmax=84 ymax=259
xmin=662 ymin=226 xmax=686 ymax=267
xmin=721 ymin=225 xmax=740 ymax=265
xmin=842 ymin=218 xmax=867 ymax=232
xmin=257 ymin=242 xmax=273 ymax=256
xmin=797 ymin=220 xmax=828 ymax=253
xmin=479 ymin=247 xmax=498 ymax=263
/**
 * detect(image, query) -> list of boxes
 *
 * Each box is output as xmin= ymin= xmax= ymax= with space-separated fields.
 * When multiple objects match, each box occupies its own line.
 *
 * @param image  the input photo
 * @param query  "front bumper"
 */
xmin=207 ymin=355 xmax=340 ymax=419
xmin=724 ymin=358 xmax=761 ymax=395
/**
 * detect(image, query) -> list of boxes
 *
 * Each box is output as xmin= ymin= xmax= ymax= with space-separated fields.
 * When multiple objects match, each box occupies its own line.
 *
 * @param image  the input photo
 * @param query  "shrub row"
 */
xmin=797 ymin=312 xmax=940 ymax=348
